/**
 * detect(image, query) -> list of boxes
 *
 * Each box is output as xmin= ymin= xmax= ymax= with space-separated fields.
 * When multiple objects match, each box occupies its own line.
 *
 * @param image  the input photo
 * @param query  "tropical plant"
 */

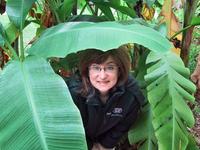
xmin=0 ymin=0 xmax=87 ymax=149
xmin=0 ymin=0 xmax=199 ymax=150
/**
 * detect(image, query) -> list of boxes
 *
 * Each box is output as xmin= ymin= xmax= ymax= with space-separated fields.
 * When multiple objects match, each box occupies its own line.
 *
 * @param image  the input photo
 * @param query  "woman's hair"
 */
xmin=78 ymin=46 xmax=131 ymax=96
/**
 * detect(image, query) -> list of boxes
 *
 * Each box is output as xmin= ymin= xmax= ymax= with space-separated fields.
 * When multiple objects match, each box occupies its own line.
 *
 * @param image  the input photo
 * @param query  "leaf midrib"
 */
xmin=20 ymin=61 xmax=48 ymax=149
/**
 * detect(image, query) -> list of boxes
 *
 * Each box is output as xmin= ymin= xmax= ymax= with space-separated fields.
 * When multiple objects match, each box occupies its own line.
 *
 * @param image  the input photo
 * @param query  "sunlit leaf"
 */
xmin=28 ymin=21 xmax=172 ymax=58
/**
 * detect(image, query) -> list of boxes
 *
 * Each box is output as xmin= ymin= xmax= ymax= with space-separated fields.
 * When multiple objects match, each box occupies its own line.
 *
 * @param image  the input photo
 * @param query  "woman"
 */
xmin=66 ymin=46 xmax=145 ymax=150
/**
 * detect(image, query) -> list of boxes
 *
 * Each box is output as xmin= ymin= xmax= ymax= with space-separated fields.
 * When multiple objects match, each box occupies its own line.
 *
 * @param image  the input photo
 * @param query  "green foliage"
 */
xmin=4 ymin=22 xmax=19 ymax=43
xmin=50 ymin=53 xmax=79 ymax=74
xmin=28 ymin=21 xmax=172 ymax=58
xmin=0 ymin=0 xmax=88 ymax=149
xmin=189 ymin=26 xmax=200 ymax=72
xmin=92 ymin=0 xmax=136 ymax=20
xmin=0 ymin=23 xmax=5 ymax=46
xmin=47 ymin=0 xmax=76 ymax=23
xmin=0 ymin=56 xmax=87 ymax=149
xmin=191 ymin=17 xmax=200 ymax=26
xmin=145 ymin=52 xmax=196 ymax=150
xmin=128 ymin=104 xmax=157 ymax=150
xmin=6 ymin=0 xmax=36 ymax=30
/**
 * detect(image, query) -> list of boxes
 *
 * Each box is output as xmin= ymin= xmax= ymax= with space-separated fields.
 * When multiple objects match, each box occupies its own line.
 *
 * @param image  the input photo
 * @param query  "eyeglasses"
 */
xmin=89 ymin=64 xmax=118 ymax=74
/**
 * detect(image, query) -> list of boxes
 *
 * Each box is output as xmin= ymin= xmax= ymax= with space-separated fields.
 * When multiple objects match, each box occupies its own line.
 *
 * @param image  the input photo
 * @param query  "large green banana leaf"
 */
xmin=28 ymin=21 xmax=172 ymax=58
xmin=145 ymin=51 xmax=196 ymax=150
xmin=128 ymin=51 xmax=157 ymax=150
xmin=0 ymin=56 xmax=87 ymax=150
xmin=128 ymin=104 xmax=157 ymax=150
xmin=6 ymin=0 xmax=36 ymax=30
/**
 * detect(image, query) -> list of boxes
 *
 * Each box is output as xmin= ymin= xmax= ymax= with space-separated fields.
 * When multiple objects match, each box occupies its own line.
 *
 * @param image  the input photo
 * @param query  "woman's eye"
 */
xmin=95 ymin=66 xmax=101 ymax=70
xmin=93 ymin=66 xmax=101 ymax=71
xmin=106 ymin=66 xmax=114 ymax=70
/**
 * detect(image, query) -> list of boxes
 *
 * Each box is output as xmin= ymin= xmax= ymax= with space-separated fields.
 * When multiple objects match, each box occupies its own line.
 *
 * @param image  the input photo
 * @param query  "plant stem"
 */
xmin=170 ymin=25 xmax=193 ymax=40
xmin=19 ymin=31 xmax=24 ymax=61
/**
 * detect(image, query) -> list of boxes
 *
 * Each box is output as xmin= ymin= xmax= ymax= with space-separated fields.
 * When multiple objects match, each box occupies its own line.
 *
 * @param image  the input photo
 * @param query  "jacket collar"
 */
xmin=86 ymin=84 xmax=125 ymax=105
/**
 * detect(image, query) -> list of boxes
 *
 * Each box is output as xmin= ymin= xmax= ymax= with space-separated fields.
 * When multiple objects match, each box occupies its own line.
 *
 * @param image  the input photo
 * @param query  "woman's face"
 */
xmin=88 ymin=57 xmax=119 ymax=96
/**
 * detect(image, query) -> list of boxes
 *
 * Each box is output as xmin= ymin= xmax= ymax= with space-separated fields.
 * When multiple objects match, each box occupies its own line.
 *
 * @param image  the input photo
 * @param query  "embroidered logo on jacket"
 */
xmin=113 ymin=108 xmax=123 ymax=114
xmin=106 ymin=107 xmax=123 ymax=117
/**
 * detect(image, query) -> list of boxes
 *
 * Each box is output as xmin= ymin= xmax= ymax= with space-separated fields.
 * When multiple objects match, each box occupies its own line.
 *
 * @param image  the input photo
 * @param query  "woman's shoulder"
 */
xmin=125 ymin=75 xmax=139 ymax=91
xmin=64 ymin=73 xmax=82 ymax=94
xmin=125 ymin=75 xmax=146 ymax=106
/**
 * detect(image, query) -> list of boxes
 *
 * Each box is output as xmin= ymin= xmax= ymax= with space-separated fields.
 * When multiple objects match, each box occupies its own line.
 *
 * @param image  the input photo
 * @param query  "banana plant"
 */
xmin=0 ymin=0 xmax=198 ymax=150
xmin=28 ymin=21 xmax=171 ymax=58
xmin=145 ymin=51 xmax=197 ymax=150
xmin=27 ymin=21 xmax=197 ymax=149
xmin=0 ymin=0 xmax=87 ymax=149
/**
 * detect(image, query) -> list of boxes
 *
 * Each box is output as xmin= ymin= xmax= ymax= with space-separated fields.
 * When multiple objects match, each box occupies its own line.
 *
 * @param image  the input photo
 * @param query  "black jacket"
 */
xmin=66 ymin=75 xmax=145 ymax=149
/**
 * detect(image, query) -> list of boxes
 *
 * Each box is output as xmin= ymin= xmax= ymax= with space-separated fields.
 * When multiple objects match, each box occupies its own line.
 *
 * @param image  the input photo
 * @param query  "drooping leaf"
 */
xmin=6 ymin=0 xmax=36 ymax=30
xmin=160 ymin=0 xmax=181 ymax=38
xmin=145 ymin=51 xmax=196 ymax=150
xmin=159 ymin=0 xmax=182 ymax=54
xmin=141 ymin=3 xmax=155 ymax=21
xmin=0 ymin=56 xmax=87 ymax=149
xmin=28 ymin=21 xmax=172 ymax=58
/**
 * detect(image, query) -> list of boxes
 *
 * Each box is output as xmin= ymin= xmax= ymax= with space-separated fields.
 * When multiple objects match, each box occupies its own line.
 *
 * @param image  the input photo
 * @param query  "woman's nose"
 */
xmin=99 ymin=69 xmax=107 ymax=79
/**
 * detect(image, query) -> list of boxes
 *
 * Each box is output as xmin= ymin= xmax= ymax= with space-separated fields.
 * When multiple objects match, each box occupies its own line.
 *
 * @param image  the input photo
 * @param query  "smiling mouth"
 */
xmin=97 ymin=81 xmax=109 ymax=84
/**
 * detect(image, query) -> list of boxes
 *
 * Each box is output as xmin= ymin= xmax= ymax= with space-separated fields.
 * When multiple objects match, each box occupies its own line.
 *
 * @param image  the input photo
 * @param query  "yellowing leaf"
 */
xmin=159 ymin=0 xmax=182 ymax=55
xmin=141 ymin=3 xmax=155 ymax=21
